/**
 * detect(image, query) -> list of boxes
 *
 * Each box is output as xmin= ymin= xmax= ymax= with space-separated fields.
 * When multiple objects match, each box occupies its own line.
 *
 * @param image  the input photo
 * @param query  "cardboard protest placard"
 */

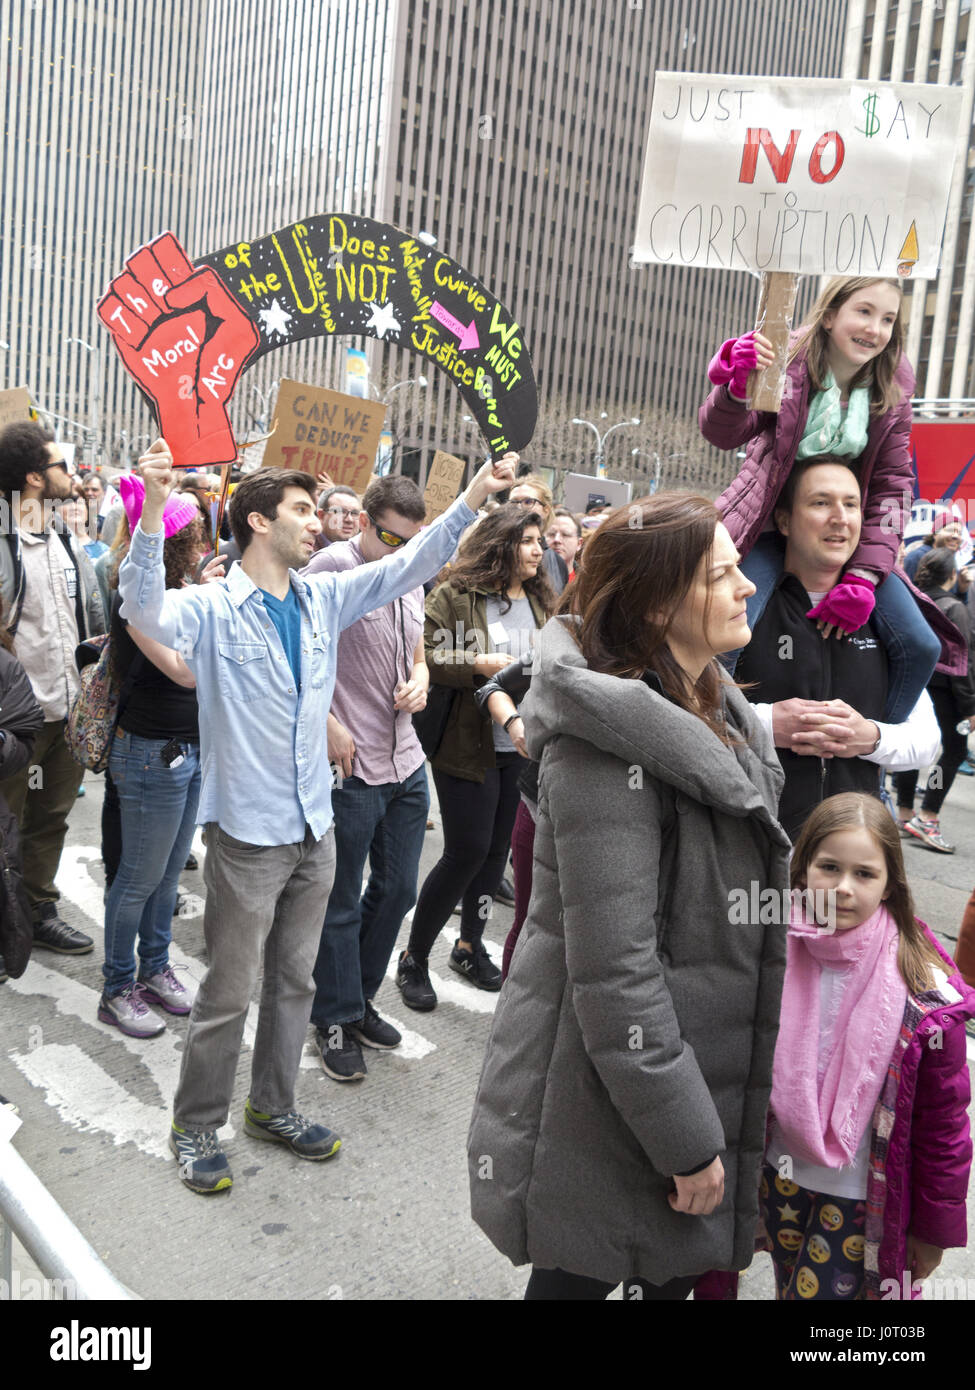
xmin=423 ymin=451 xmax=467 ymax=522
xmin=633 ymin=74 xmax=964 ymax=411
xmin=0 ymin=387 xmax=34 ymax=432
xmin=633 ymin=74 xmax=963 ymax=278
xmin=262 ymin=380 xmax=386 ymax=496
xmin=197 ymin=214 xmax=537 ymax=458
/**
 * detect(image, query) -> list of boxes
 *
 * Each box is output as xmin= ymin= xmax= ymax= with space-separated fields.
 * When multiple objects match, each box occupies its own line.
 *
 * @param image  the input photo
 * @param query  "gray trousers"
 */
xmin=173 ymin=823 xmax=336 ymax=1130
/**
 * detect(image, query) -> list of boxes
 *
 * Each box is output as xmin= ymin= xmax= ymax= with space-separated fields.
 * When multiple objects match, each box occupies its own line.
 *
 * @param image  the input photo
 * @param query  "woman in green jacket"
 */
xmin=397 ymin=505 xmax=556 ymax=1008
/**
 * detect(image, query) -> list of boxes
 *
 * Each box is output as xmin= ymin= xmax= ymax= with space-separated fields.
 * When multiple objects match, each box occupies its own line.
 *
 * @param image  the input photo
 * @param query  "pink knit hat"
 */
xmin=119 ymin=474 xmax=200 ymax=539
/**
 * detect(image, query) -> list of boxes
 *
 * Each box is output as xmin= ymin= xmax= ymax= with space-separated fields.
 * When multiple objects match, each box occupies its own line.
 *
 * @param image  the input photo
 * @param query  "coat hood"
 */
xmin=522 ymin=616 xmax=789 ymax=840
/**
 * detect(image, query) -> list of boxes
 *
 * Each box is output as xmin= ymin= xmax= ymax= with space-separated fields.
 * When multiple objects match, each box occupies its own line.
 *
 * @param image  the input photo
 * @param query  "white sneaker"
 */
xmin=97 ymin=984 xmax=166 ymax=1037
xmin=138 ymin=965 xmax=197 ymax=1015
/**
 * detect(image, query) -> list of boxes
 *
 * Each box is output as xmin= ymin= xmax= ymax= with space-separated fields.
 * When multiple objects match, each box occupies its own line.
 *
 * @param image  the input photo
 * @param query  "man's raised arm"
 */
xmin=327 ymin=454 xmax=518 ymax=631
xmin=118 ymin=438 xmax=204 ymax=656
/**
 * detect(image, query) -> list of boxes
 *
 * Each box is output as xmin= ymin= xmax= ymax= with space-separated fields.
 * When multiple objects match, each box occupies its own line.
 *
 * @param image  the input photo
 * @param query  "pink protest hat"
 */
xmin=119 ymin=474 xmax=200 ymax=539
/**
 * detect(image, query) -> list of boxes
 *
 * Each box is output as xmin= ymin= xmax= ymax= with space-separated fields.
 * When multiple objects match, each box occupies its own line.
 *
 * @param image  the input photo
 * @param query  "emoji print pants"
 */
xmin=760 ymin=1163 xmax=866 ymax=1301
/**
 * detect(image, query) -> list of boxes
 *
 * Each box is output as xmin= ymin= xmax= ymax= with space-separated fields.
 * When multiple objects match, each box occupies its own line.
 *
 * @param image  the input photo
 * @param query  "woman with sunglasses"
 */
xmin=468 ymin=493 xmax=790 ymax=1300
xmin=397 ymin=505 xmax=557 ymax=1007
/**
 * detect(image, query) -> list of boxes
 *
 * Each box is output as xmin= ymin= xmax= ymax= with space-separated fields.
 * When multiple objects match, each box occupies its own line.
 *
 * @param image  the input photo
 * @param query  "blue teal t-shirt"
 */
xmin=260 ymin=586 xmax=302 ymax=688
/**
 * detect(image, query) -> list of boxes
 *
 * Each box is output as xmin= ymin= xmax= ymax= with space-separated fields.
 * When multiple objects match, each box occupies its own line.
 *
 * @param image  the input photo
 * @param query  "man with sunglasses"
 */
xmin=302 ymin=476 xmax=431 ymax=1081
xmin=0 ymin=423 xmax=104 ymax=955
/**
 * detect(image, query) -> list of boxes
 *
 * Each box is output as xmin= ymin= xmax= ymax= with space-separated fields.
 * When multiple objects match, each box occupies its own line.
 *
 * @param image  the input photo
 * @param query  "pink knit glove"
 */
xmin=806 ymin=575 xmax=877 ymax=634
xmin=707 ymin=332 xmax=758 ymax=399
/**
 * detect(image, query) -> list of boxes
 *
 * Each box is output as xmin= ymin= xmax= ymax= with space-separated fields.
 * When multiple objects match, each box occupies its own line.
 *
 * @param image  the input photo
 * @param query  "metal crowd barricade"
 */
xmin=0 ymin=1116 xmax=134 ymax=1300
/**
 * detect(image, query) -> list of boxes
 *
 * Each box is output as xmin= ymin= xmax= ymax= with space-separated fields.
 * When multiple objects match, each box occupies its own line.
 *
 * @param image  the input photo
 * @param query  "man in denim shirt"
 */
xmin=120 ymin=439 xmax=513 ymax=1193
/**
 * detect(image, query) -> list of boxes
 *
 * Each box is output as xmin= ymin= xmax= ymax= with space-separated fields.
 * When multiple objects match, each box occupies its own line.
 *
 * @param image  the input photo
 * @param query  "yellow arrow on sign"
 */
xmin=897 ymin=221 xmax=919 ymax=270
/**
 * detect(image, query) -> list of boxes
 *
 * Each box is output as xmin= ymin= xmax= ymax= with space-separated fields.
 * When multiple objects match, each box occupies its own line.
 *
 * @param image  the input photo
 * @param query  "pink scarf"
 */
xmin=770 ymin=902 xmax=907 ymax=1168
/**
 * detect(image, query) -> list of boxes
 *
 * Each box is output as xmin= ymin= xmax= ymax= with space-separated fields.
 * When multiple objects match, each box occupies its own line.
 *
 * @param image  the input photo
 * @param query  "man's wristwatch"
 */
xmin=868 ymin=723 xmax=882 ymax=755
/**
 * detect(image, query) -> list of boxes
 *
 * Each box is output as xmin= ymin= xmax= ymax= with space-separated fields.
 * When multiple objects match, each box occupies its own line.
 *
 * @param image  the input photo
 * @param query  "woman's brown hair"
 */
xmin=445 ymin=504 xmax=557 ymax=616
xmin=790 ymin=793 xmax=945 ymax=994
xmin=790 ymin=275 xmax=905 ymax=416
xmin=108 ymin=513 xmax=205 ymax=593
xmin=558 ymin=492 xmax=732 ymax=741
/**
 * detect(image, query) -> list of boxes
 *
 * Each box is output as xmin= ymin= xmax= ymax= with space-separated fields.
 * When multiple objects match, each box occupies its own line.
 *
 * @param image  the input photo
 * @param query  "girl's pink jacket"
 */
xmin=699 ymin=347 xmax=966 ymax=673
xmin=700 ymin=346 xmax=915 ymax=577
xmin=697 ymin=924 xmax=973 ymax=1301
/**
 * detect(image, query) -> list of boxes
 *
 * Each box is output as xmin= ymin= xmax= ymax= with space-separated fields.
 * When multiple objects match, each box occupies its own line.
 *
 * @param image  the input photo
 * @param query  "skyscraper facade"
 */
xmin=16 ymin=2 xmax=971 ymax=497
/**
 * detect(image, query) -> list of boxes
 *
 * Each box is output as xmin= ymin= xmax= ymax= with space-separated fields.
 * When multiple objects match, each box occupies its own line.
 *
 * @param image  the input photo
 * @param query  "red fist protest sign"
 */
xmin=98 ymin=232 xmax=259 ymax=469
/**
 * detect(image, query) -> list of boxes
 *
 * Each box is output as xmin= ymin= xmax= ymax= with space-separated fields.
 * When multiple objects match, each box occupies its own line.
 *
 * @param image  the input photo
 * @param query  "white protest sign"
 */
xmin=633 ymin=74 xmax=964 ymax=279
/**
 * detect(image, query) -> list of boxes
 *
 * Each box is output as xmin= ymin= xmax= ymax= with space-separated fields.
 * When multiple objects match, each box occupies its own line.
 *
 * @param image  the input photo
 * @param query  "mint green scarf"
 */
xmin=796 ymin=371 xmax=870 ymax=460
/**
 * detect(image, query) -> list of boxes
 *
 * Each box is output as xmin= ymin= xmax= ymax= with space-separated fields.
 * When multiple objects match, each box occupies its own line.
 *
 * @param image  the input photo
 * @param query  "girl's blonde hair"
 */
xmin=790 ymin=793 xmax=945 ymax=994
xmin=790 ymin=276 xmax=905 ymax=416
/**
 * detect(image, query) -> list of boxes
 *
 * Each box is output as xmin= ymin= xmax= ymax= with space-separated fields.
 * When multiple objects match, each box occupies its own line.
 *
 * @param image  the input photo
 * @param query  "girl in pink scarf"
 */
xmin=762 ymin=792 xmax=973 ymax=1300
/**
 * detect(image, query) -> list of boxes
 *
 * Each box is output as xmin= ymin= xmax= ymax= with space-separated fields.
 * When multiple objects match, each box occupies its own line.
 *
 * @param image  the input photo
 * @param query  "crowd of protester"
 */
xmin=1 ymin=275 xmax=975 ymax=1304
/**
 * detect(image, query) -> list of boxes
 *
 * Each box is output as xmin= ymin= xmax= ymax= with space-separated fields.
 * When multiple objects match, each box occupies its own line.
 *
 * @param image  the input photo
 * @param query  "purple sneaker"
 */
xmin=97 ymin=983 xmax=165 ymax=1038
xmin=138 ymin=965 xmax=197 ymax=1015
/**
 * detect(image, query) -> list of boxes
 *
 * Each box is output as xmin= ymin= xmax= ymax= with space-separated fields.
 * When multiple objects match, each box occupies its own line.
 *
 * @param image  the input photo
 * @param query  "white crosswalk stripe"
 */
xmin=9 ymin=843 xmax=452 ymax=1153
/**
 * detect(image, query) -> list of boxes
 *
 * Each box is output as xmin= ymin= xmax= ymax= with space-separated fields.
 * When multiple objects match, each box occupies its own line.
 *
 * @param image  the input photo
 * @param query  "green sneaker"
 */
xmin=169 ymin=1121 xmax=233 ymax=1194
xmin=243 ymin=1098 xmax=341 ymax=1160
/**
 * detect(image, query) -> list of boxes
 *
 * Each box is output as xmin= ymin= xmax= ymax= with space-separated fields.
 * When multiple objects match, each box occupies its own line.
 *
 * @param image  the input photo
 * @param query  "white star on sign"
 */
xmin=259 ymin=298 xmax=293 ymax=342
xmin=365 ymin=300 xmax=401 ymax=340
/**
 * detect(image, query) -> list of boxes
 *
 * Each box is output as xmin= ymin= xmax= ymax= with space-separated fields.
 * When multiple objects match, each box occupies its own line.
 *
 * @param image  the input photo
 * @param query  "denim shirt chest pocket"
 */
xmin=306 ymin=629 xmax=330 ymax=687
xmin=216 ymin=640 xmax=271 ymax=702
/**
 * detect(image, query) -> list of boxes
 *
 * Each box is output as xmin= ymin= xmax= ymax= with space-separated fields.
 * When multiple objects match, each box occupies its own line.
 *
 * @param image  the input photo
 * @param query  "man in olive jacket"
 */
xmin=468 ymin=617 xmax=790 ymax=1290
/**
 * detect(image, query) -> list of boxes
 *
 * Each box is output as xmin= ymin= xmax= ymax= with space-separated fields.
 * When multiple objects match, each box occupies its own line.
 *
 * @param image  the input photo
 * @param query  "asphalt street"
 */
xmin=2 ymin=752 xmax=974 ymax=1303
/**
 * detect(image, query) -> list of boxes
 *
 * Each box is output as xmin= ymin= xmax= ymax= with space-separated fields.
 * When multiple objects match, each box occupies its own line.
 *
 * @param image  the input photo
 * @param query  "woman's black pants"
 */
xmin=894 ymin=684 xmax=968 ymax=816
xmin=407 ymin=754 xmax=523 ymax=958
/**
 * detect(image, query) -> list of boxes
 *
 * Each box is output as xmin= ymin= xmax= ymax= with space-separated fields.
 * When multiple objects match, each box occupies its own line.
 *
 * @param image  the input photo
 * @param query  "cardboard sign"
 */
xmin=0 ymin=387 xmax=34 ymax=432
xmin=633 ymin=74 xmax=963 ymax=278
xmin=262 ymin=380 xmax=386 ymax=495
xmin=423 ymin=451 xmax=467 ymax=522
xmin=198 ymin=214 xmax=537 ymax=457
xmin=749 ymin=270 xmax=801 ymax=411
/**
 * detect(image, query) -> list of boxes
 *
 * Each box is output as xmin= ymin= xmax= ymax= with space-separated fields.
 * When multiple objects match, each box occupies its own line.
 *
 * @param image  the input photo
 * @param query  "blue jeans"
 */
xmin=724 ymin=532 xmax=940 ymax=722
xmin=102 ymin=730 xmax=201 ymax=996
xmin=310 ymin=764 xmax=429 ymax=1028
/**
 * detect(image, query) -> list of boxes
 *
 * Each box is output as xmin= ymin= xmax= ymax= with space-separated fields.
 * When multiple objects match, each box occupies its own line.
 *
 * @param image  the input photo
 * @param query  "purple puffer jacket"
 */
xmin=695 ymin=923 xmax=974 ymax=1302
xmin=701 ymin=348 xmax=965 ymax=676
xmin=865 ymin=926 xmax=974 ymax=1300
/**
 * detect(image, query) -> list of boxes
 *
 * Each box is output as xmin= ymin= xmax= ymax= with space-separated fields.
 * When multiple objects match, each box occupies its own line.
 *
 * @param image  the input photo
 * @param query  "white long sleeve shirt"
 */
xmin=750 ymin=685 xmax=941 ymax=772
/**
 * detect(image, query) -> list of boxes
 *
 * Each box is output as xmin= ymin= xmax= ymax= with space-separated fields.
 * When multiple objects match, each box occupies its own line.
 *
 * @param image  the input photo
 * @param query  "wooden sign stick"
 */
xmin=213 ymin=462 xmax=233 ymax=551
xmin=748 ymin=271 xmax=800 ymax=412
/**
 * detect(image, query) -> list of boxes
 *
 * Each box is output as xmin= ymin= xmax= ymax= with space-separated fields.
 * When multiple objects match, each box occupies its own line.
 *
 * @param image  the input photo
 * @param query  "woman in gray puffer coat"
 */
xmin=468 ymin=492 xmax=792 ymax=1300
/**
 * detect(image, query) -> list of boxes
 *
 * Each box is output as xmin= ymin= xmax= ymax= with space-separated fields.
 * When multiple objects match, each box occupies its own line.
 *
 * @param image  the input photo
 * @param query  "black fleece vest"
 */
xmin=736 ymin=573 xmax=887 ymax=840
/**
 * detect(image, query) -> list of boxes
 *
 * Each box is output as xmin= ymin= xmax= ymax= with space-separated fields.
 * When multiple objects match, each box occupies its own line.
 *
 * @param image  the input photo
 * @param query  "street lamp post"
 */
xmin=631 ymin=448 xmax=685 ymax=495
xmin=248 ymin=383 xmax=278 ymax=434
xmin=64 ymin=337 xmax=102 ymax=465
xmin=369 ymin=375 xmax=428 ymax=475
xmin=631 ymin=448 xmax=661 ymax=495
xmin=570 ymin=413 xmax=641 ymax=479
